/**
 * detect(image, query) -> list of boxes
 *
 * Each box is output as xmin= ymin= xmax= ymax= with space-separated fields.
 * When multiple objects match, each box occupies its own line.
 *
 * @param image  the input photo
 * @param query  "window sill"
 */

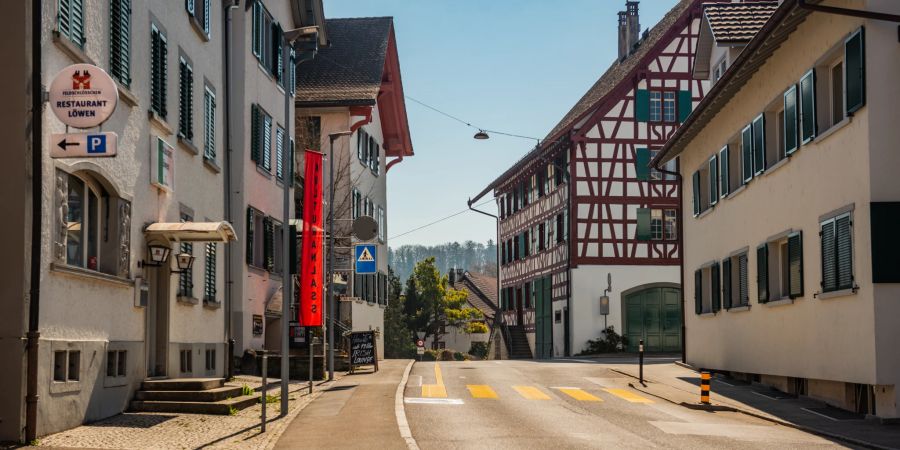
xmin=763 ymin=157 xmax=790 ymax=177
xmin=203 ymin=300 xmax=222 ymax=310
xmin=725 ymin=184 xmax=747 ymax=201
xmin=52 ymin=31 xmax=94 ymax=65
xmin=203 ymin=156 xmax=222 ymax=173
xmin=178 ymin=136 xmax=200 ymax=155
xmin=50 ymin=379 xmax=83 ymax=394
xmin=248 ymin=264 xmax=268 ymax=275
xmin=812 ymin=117 xmax=852 ymax=146
xmin=269 ymin=273 xmax=283 ymax=282
xmin=763 ymin=298 xmax=793 ymax=307
xmin=103 ymin=376 xmax=128 ymax=388
xmin=118 ymin=84 xmax=139 ymax=107
xmin=695 ymin=208 xmax=714 ymax=220
xmin=817 ymin=288 xmax=856 ymax=300
xmin=50 ymin=263 xmax=133 ymax=288
xmin=257 ymin=62 xmax=276 ymax=82
xmin=177 ymin=296 xmax=200 ymax=306
xmin=188 ymin=16 xmax=210 ymax=42
xmin=698 ymin=311 xmax=716 ymax=317
xmin=256 ymin=165 xmax=273 ymax=179
xmin=149 ymin=111 xmax=174 ymax=135
xmin=726 ymin=305 xmax=751 ymax=312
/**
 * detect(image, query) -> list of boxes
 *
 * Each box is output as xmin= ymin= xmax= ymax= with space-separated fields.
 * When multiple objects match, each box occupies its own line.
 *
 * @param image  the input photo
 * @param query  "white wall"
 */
xmin=350 ymin=301 xmax=385 ymax=360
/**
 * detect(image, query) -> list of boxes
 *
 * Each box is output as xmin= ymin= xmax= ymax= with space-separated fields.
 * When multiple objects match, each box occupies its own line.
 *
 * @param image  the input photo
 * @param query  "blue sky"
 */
xmin=324 ymin=0 xmax=678 ymax=246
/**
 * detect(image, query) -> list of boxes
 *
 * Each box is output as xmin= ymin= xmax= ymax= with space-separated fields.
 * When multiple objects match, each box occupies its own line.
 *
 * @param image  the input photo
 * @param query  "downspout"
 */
xmin=466 ymin=199 xmax=502 ymax=357
xmin=653 ymin=162 xmax=685 ymax=364
xmin=223 ymin=0 xmax=238 ymax=379
xmin=26 ymin=0 xmax=42 ymax=442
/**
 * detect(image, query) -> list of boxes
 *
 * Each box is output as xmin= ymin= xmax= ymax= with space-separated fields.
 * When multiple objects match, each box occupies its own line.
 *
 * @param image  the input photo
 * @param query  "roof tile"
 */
xmin=704 ymin=1 xmax=778 ymax=43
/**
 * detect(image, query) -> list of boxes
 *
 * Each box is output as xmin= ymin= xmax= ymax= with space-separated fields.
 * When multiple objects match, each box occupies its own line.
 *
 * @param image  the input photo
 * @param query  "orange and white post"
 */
xmin=700 ymin=371 xmax=711 ymax=405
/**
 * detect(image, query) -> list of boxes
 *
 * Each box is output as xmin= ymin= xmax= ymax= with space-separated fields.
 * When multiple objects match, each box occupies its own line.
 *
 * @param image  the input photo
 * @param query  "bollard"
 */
xmin=260 ymin=350 xmax=267 ymax=432
xmin=309 ymin=337 xmax=318 ymax=395
xmin=700 ymin=370 xmax=711 ymax=405
xmin=638 ymin=339 xmax=644 ymax=385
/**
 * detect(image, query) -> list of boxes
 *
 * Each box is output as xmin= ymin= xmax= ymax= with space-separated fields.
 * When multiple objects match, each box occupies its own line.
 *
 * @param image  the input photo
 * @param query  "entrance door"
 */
xmin=533 ymin=276 xmax=553 ymax=359
xmin=563 ymin=306 xmax=570 ymax=357
xmin=147 ymin=266 xmax=170 ymax=377
xmin=623 ymin=286 xmax=681 ymax=352
xmin=516 ymin=287 xmax=524 ymax=326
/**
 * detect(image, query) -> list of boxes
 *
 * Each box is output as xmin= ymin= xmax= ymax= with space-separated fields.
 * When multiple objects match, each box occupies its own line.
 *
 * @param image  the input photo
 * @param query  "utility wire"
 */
xmin=404 ymin=95 xmax=541 ymax=143
xmin=389 ymin=198 xmax=495 ymax=241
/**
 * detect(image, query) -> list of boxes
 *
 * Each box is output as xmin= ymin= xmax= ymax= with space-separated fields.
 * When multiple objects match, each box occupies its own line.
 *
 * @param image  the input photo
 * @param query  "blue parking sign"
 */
xmin=355 ymin=244 xmax=377 ymax=274
xmin=87 ymin=134 xmax=107 ymax=154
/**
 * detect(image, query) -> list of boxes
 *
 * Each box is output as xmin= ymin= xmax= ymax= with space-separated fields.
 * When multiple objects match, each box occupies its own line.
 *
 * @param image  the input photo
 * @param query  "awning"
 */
xmin=144 ymin=221 xmax=237 ymax=243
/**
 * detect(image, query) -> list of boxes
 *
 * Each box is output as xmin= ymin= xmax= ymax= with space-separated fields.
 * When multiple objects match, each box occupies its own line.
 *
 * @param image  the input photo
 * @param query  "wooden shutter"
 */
xmin=635 ymin=148 xmax=650 ymax=181
xmin=158 ymin=32 xmax=168 ymax=117
xmin=694 ymin=269 xmax=702 ymax=315
xmin=263 ymin=217 xmax=274 ymax=272
xmin=722 ymin=258 xmax=732 ymax=309
xmin=784 ymin=85 xmax=799 ymax=154
xmin=250 ymin=105 xmax=260 ymax=163
xmin=110 ymin=0 xmax=131 ymax=86
xmin=204 ymin=89 xmax=215 ymax=159
xmin=677 ymin=90 xmax=692 ymax=122
xmin=692 ymin=171 xmax=700 ymax=216
xmin=179 ymin=59 xmax=191 ymax=139
xmin=150 ymin=27 xmax=162 ymax=115
xmin=738 ymin=253 xmax=749 ymax=306
xmin=788 ymin=232 xmax=804 ymax=298
xmin=845 ymin=28 xmax=865 ymax=114
xmin=635 ymin=208 xmax=651 ymax=241
xmin=275 ymin=127 xmax=285 ymax=179
xmin=835 ymin=214 xmax=853 ymax=290
xmin=262 ymin=114 xmax=272 ymax=171
xmin=709 ymin=155 xmax=718 ymax=206
xmin=252 ymin=2 xmax=262 ymax=57
xmin=204 ymin=243 xmax=217 ymax=301
xmin=719 ymin=146 xmax=730 ymax=197
xmin=821 ymin=219 xmax=837 ymax=292
xmin=799 ymin=70 xmax=816 ymax=143
xmin=752 ymin=114 xmax=765 ymax=174
xmin=272 ymin=22 xmax=283 ymax=80
xmin=741 ymin=125 xmax=753 ymax=183
xmin=246 ymin=208 xmax=255 ymax=265
xmin=203 ymin=0 xmax=211 ymax=35
xmin=711 ymin=263 xmax=721 ymax=313
xmin=757 ymin=244 xmax=769 ymax=303
xmin=186 ymin=0 xmax=195 ymax=15
xmin=635 ymin=89 xmax=650 ymax=122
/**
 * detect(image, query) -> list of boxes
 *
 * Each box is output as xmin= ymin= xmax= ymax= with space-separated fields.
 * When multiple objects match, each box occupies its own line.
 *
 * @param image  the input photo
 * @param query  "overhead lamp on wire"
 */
xmin=473 ymin=130 xmax=490 ymax=140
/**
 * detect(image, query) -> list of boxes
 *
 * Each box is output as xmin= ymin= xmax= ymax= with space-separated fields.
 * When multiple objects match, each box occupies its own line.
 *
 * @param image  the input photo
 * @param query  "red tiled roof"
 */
xmin=703 ymin=1 xmax=778 ymax=43
xmin=449 ymin=272 xmax=498 ymax=321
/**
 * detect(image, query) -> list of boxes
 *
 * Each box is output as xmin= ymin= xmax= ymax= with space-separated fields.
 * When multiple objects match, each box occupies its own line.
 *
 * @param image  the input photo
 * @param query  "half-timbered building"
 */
xmin=471 ymin=0 xmax=723 ymax=358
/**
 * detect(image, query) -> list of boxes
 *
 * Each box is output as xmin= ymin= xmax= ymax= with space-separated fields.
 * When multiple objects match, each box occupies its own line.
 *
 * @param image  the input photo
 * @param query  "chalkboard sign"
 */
xmin=349 ymin=331 xmax=378 ymax=373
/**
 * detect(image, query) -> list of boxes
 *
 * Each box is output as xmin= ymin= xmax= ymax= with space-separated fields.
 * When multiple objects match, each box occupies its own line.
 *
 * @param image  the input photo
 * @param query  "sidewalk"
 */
xmin=608 ymin=361 xmax=900 ymax=450
xmin=35 ymin=375 xmax=339 ymax=450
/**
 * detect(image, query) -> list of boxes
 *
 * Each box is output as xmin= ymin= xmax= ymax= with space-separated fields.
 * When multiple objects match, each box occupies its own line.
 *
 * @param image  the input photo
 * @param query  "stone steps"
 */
xmin=131 ymin=378 xmax=258 ymax=415
xmin=130 ymin=394 xmax=258 ymax=415
xmin=134 ymin=385 xmax=244 ymax=402
xmin=141 ymin=378 xmax=225 ymax=391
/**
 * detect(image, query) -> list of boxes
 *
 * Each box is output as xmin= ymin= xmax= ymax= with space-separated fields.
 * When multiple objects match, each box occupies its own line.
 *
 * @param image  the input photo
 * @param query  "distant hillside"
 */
xmin=389 ymin=240 xmax=497 ymax=283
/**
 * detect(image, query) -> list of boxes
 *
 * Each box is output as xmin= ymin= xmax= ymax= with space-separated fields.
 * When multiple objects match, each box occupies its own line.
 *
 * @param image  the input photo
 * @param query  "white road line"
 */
xmin=716 ymin=380 xmax=736 ymax=387
xmin=551 ymin=386 xmax=582 ymax=390
xmin=801 ymin=407 xmax=841 ymax=422
xmin=395 ymin=360 xmax=420 ymax=450
xmin=404 ymin=398 xmax=465 ymax=405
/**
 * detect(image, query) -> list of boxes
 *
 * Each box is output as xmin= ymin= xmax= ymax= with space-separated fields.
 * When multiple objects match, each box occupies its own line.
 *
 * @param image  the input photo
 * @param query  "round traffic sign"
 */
xmin=49 ymin=64 xmax=119 ymax=129
xmin=416 ymin=339 xmax=424 ymax=347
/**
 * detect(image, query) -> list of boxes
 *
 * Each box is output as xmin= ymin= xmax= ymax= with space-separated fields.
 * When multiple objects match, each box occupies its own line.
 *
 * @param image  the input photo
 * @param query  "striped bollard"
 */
xmin=700 ymin=371 xmax=711 ymax=405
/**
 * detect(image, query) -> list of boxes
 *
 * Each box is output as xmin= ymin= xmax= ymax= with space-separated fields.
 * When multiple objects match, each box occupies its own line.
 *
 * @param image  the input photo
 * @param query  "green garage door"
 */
xmin=624 ymin=287 xmax=681 ymax=353
xmin=534 ymin=276 xmax=553 ymax=359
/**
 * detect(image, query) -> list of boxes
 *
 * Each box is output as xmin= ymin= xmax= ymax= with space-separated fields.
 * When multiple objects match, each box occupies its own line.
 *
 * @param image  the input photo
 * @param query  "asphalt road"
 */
xmin=404 ymin=359 xmax=848 ymax=450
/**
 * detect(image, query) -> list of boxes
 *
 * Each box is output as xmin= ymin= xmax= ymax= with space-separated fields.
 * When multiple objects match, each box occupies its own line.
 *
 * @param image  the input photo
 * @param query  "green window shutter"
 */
xmin=263 ymin=217 xmax=274 ymax=272
xmin=757 ymin=244 xmax=769 ymax=303
xmin=636 ymin=208 xmax=651 ymax=241
xmin=835 ymin=215 xmax=853 ymax=290
xmin=203 ymin=0 xmax=211 ymax=35
xmin=709 ymin=155 xmax=718 ymax=205
xmin=289 ymin=138 xmax=295 ymax=181
xmin=635 ymin=89 xmax=650 ymax=122
xmin=262 ymin=114 xmax=272 ymax=171
xmin=799 ymin=70 xmax=816 ymax=143
xmin=204 ymin=89 xmax=215 ymax=160
xmin=109 ymin=0 xmax=131 ymax=87
xmin=677 ymin=90 xmax=692 ymax=122
xmin=272 ymin=22 xmax=283 ymax=80
xmin=722 ymin=258 xmax=732 ymax=309
xmin=784 ymin=85 xmax=799 ymax=155
xmin=159 ymin=34 xmax=168 ymax=117
xmin=275 ymin=126 xmax=285 ymax=179
xmin=518 ymin=234 xmax=525 ymax=260
xmin=179 ymin=59 xmax=192 ymax=139
xmin=250 ymin=105 xmax=260 ymax=163
xmin=692 ymin=171 xmax=700 ymax=216
xmin=246 ymin=208 xmax=255 ymax=265
xmin=185 ymin=0 xmax=195 ymax=16
xmin=741 ymin=124 xmax=753 ymax=183
xmin=752 ymin=114 xmax=765 ymax=175
xmin=788 ymin=232 xmax=804 ymax=298
xmin=251 ymin=2 xmax=261 ymax=58
xmin=694 ymin=269 xmax=703 ymax=315
xmin=711 ymin=263 xmax=721 ymax=313
xmin=58 ymin=0 xmax=71 ymax=40
xmin=738 ymin=253 xmax=749 ymax=305
xmin=821 ymin=220 xmax=837 ymax=292
xmin=634 ymin=148 xmax=650 ymax=181
xmin=71 ymin=0 xmax=85 ymax=47
xmin=204 ymin=243 xmax=217 ymax=301
xmin=150 ymin=27 xmax=162 ymax=116
xmin=719 ymin=146 xmax=730 ymax=197
xmin=845 ymin=27 xmax=865 ymax=115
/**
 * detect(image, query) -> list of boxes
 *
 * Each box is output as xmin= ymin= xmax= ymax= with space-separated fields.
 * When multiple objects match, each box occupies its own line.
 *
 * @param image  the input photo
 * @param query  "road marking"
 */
xmin=467 ymin=385 xmax=498 ymax=399
xmin=801 ymin=408 xmax=841 ymax=422
xmin=404 ymin=398 xmax=464 ymax=405
xmin=512 ymin=386 xmax=552 ymax=400
xmin=603 ymin=388 xmax=653 ymax=403
xmin=421 ymin=363 xmax=447 ymax=398
xmin=396 ymin=361 xmax=420 ymax=450
xmin=555 ymin=387 xmax=602 ymax=402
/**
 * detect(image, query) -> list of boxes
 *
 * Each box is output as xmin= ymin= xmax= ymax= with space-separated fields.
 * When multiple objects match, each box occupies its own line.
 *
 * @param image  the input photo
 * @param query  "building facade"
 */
xmin=472 ymin=0 xmax=717 ymax=358
xmin=655 ymin=0 xmax=900 ymax=418
xmin=424 ymin=269 xmax=498 ymax=353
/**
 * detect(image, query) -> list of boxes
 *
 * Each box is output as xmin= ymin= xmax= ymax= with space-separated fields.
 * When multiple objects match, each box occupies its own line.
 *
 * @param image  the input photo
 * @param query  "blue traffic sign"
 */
xmin=354 ymin=244 xmax=377 ymax=274
xmin=87 ymin=134 xmax=107 ymax=153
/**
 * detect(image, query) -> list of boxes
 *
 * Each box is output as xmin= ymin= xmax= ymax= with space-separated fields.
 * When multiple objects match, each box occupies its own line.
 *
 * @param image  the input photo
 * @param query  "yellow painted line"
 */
xmin=513 ymin=385 xmax=551 ymax=400
xmin=603 ymin=388 xmax=654 ymax=403
xmin=556 ymin=387 xmax=602 ymax=402
xmin=421 ymin=363 xmax=447 ymax=398
xmin=467 ymin=385 xmax=498 ymax=399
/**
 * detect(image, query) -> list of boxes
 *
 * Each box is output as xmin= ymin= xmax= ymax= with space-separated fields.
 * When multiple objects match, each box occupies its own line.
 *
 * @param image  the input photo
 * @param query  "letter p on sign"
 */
xmin=87 ymin=134 xmax=107 ymax=154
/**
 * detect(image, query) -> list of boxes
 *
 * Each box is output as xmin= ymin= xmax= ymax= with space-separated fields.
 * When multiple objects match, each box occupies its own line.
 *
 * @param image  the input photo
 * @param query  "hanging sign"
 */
xmin=150 ymin=136 xmax=175 ymax=192
xmin=49 ymin=64 xmax=119 ymax=129
xmin=298 ymin=150 xmax=324 ymax=327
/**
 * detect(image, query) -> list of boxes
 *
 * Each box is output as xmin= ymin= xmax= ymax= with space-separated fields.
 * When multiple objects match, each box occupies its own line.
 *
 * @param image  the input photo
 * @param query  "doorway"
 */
xmin=146 ymin=265 xmax=170 ymax=377
xmin=623 ymin=285 xmax=681 ymax=353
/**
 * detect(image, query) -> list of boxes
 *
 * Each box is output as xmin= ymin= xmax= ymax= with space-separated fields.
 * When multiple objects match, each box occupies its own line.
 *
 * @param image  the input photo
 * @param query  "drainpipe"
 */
xmin=466 ymin=199 xmax=501 ymax=356
xmin=26 ymin=0 xmax=42 ymax=443
xmin=223 ymin=0 xmax=238 ymax=379
xmin=652 ymin=162 xmax=685 ymax=364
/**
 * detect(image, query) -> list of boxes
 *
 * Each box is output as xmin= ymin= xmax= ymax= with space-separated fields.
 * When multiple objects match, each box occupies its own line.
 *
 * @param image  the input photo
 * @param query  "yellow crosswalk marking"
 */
xmin=603 ymin=388 xmax=653 ymax=403
xmin=421 ymin=363 xmax=447 ymax=398
xmin=467 ymin=385 xmax=498 ymax=399
xmin=513 ymin=385 xmax=551 ymax=400
xmin=556 ymin=387 xmax=602 ymax=402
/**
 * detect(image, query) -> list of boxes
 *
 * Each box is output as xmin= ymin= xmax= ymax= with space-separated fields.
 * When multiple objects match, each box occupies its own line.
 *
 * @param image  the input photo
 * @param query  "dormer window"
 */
xmin=712 ymin=57 xmax=727 ymax=84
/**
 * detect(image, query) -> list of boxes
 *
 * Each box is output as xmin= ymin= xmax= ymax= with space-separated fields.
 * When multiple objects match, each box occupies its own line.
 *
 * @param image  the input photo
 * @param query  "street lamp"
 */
xmin=473 ymin=129 xmax=489 ymax=140
xmin=146 ymin=244 xmax=171 ymax=266
xmin=171 ymin=252 xmax=195 ymax=273
xmin=327 ymin=130 xmax=352 ymax=382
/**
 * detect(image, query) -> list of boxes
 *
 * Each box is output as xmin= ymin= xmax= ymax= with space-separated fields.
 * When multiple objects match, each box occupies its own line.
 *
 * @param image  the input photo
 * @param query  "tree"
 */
xmin=404 ymin=258 xmax=483 ymax=345
xmin=383 ymin=268 xmax=415 ymax=358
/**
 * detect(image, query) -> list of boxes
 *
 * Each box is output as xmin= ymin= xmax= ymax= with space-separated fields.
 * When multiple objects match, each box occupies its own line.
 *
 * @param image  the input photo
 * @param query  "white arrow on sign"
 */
xmin=50 ymin=132 xmax=118 ymax=158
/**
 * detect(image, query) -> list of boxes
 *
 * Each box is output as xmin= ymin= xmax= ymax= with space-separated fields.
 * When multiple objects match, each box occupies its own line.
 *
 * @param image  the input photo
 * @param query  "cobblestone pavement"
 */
xmin=36 ymin=375 xmax=340 ymax=450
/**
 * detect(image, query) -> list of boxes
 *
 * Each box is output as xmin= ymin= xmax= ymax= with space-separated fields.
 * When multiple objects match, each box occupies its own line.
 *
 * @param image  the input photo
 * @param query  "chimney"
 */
xmin=618 ymin=1 xmax=641 ymax=60
xmin=617 ymin=11 xmax=628 ymax=60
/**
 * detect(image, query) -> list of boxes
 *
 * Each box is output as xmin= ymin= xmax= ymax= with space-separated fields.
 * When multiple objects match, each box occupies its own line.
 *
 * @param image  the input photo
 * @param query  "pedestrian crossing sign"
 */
xmin=354 ymin=244 xmax=377 ymax=274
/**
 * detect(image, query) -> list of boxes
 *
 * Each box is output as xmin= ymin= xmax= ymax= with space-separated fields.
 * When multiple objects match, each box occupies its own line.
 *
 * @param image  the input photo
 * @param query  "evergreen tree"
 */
xmin=383 ymin=268 xmax=415 ymax=358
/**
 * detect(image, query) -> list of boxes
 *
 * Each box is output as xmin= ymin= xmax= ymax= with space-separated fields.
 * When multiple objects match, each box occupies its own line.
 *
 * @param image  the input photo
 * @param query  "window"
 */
xmin=718 ymin=146 xmax=730 ymax=198
xmin=554 ymin=310 xmax=562 ymax=324
xmin=204 ymin=243 xmax=217 ymax=303
xmin=377 ymin=206 xmax=385 ymax=242
xmin=106 ymin=350 xmax=127 ymax=378
xmin=178 ymin=212 xmax=194 ymax=298
xmin=783 ymin=85 xmax=799 ymax=155
xmin=357 ymin=130 xmax=367 ymax=162
xmin=246 ymin=207 xmax=271 ymax=269
xmin=275 ymin=125 xmax=285 ymax=180
xmin=821 ymin=212 xmax=853 ymax=293
xmin=662 ymin=91 xmax=676 ymax=122
xmin=639 ymin=208 xmax=676 ymax=241
xmin=250 ymin=105 xmax=273 ymax=171
xmin=252 ymin=1 xmax=283 ymax=79
xmin=799 ymin=70 xmax=816 ymax=144
xmin=203 ymin=87 xmax=216 ymax=160
xmin=178 ymin=57 xmax=194 ymax=140
xmin=844 ymin=28 xmax=865 ymax=115
xmin=180 ymin=349 xmax=192 ymax=374
xmin=830 ymin=60 xmax=845 ymax=126
xmin=740 ymin=124 xmax=753 ymax=183
xmin=150 ymin=24 xmax=168 ymax=118
xmin=649 ymin=91 xmax=662 ymax=122
xmin=694 ymin=264 xmax=720 ymax=315
xmin=289 ymin=48 xmax=297 ymax=95
xmin=351 ymin=188 xmax=361 ymax=220
xmin=752 ymin=114 xmax=765 ymax=176
xmin=648 ymin=91 xmax=677 ymax=123
xmin=758 ymin=232 xmax=804 ymax=302
xmin=664 ymin=209 xmax=677 ymax=240
xmin=263 ymin=216 xmax=275 ymax=272
xmin=722 ymin=252 xmax=750 ymax=309
xmin=708 ymin=154 xmax=718 ymax=206
xmin=58 ymin=0 xmax=85 ymax=48
xmin=205 ymin=348 xmax=216 ymax=371
xmin=272 ymin=219 xmax=283 ymax=274
xmin=186 ymin=0 xmax=211 ymax=37
xmin=648 ymin=149 xmax=676 ymax=181
xmin=712 ymin=57 xmax=727 ymax=84
xmin=649 ymin=210 xmax=663 ymax=240
xmin=367 ymin=136 xmax=375 ymax=168
xmin=109 ymin=0 xmax=131 ymax=87
xmin=54 ymin=351 xmax=67 ymax=382
xmin=371 ymin=142 xmax=380 ymax=175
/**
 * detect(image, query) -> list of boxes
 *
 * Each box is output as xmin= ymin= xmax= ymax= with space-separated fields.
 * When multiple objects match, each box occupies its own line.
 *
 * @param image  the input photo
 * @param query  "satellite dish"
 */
xmin=351 ymin=215 xmax=378 ymax=241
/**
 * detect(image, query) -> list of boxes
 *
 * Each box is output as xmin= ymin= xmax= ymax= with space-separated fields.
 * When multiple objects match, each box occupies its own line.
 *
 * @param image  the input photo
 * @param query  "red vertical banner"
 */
xmin=298 ymin=150 xmax=324 ymax=326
